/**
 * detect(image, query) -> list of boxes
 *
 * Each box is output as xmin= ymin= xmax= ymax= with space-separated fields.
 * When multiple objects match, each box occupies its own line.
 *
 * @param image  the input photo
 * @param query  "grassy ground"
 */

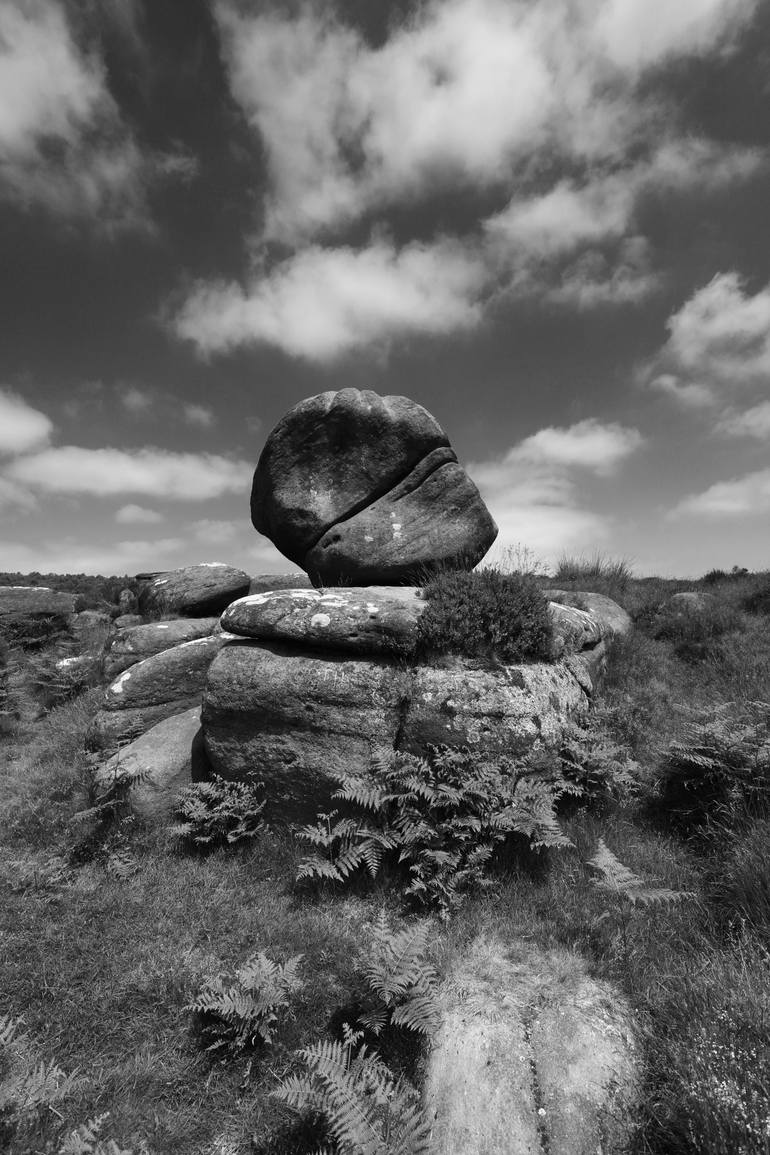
xmin=1 ymin=565 xmax=770 ymax=1153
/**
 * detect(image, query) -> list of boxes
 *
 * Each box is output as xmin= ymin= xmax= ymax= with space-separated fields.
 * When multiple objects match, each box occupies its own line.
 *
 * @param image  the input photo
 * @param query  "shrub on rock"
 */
xmin=416 ymin=569 xmax=553 ymax=664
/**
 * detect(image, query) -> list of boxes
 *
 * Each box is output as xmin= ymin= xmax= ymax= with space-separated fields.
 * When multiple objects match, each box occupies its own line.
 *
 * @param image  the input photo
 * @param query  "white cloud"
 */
xmin=716 ymin=401 xmax=770 ymax=438
xmin=648 ymin=373 xmax=715 ymax=409
xmin=180 ymin=0 xmax=762 ymax=360
xmin=0 ymin=476 xmax=36 ymax=511
xmin=468 ymin=418 xmax=642 ymax=561
xmin=183 ymin=403 xmax=216 ymax=429
xmin=0 ymin=536 xmax=187 ymax=577
xmin=669 ymin=468 xmax=770 ymax=518
xmin=0 ymin=0 xmax=193 ymax=227
xmin=122 ymin=386 xmax=153 ymax=414
xmin=0 ymin=388 xmax=53 ymax=454
xmin=174 ymin=238 xmax=486 ymax=361
xmin=115 ymin=503 xmax=163 ymax=524
xmin=7 ymin=446 xmax=250 ymax=500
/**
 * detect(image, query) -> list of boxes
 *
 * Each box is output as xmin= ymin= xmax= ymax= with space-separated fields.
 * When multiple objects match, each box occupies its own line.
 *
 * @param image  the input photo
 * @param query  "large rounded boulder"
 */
xmin=252 ymin=389 xmax=497 ymax=585
xmin=138 ymin=564 xmax=250 ymax=618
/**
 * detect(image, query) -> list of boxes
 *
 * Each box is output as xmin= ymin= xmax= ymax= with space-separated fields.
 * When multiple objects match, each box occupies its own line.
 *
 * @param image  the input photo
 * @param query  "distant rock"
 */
xmin=666 ymin=591 xmax=714 ymax=614
xmin=138 ymin=563 xmax=250 ymax=617
xmin=94 ymin=707 xmax=203 ymax=821
xmin=104 ymin=617 xmax=220 ymax=678
xmin=544 ymin=590 xmax=631 ymax=637
xmin=251 ymin=389 xmax=497 ymax=585
xmin=118 ymin=588 xmax=138 ymax=615
xmin=221 ymin=587 xmax=425 ymax=656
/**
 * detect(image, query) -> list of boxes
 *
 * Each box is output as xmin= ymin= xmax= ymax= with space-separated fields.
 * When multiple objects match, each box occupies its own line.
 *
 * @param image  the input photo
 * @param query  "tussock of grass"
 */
xmin=552 ymin=552 xmax=633 ymax=602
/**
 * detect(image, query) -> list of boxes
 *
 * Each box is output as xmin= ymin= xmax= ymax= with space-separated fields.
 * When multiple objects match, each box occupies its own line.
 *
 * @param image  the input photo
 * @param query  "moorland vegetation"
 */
xmin=1 ymin=558 xmax=769 ymax=1153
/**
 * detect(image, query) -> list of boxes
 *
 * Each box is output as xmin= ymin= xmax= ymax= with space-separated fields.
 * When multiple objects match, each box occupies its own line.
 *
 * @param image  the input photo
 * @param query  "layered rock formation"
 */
xmin=138 ymin=563 xmax=250 ymax=617
xmin=251 ymin=389 xmax=497 ymax=585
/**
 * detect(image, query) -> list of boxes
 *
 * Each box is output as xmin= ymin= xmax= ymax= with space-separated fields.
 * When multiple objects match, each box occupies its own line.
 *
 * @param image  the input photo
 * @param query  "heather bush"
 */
xmin=416 ymin=568 xmax=553 ymax=664
xmin=743 ymin=577 xmax=770 ymax=616
xmin=650 ymin=597 xmax=742 ymax=664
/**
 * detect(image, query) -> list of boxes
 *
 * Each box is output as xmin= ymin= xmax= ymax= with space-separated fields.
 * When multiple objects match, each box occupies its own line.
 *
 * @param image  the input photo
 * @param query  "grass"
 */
xmin=2 ymin=564 xmax=770 ymax=1152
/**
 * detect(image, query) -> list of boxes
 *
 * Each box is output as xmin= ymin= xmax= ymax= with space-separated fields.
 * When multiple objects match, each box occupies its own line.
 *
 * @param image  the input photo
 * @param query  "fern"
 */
xmin=172 ymin=775 xmax=266 ymax=848
xmin=296 ymin=746 xmax=574 ymax=915
xmin=273 ymin=1025 xmax=433 ymax=1155
xmin=58 ymin=1112 xmax=145 ymax=1154
xmin=357 ymin=913 xmax=440 ymax=1039
xmin=588 ymin=839 xmax=693 ymax=907
xmin=0 ymin=1015 xmax=80 ymax=1142
xmin=186 ymin=951 xmax=304 ymax=1052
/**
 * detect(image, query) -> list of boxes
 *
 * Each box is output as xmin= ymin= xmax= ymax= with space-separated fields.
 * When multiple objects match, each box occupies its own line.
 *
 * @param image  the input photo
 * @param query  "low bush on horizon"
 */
xmin=416 ymin=568 xmax=554 ymax=664
xmin=552 ymin=552 xmax=632 ymax=602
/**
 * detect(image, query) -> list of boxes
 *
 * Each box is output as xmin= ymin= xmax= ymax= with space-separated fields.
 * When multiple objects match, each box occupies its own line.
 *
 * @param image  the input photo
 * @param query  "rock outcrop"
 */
xmin=138 ymin=563 xmax=250 ymax=617
xmin=104 ymin=617 xmax=221 ymax=678
xmin=543 ymin=590 xmax=632 ymax=637
xmin=90 ymin=633 xmax=234 ymax=753
xmin=94 ymin=707 xmax=206 ymax=820
xmin=203 ymin=586 xmax=619 ymax=822
xmin=251 ymin=389 xmax=497 ymax=585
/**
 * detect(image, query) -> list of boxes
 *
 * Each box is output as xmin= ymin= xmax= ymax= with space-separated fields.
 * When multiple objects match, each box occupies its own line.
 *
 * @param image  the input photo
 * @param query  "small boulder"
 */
xmin=544 ymin=590 xmax=631 ymax=637
xmin=665 ymin=591 xmax=714 ymax=614
xmin=138 ymin=563 xmax=250 ymax=617
xmin=114 ymin=614 xmax=144 ymax=629
xmin=251 ymin=389 xmax=497 ymax=585
xmin=221 ymin=587 xmax=425 ymax=656
xmin=118 ymin=588 xmax=138 ymax=615
xmin=94 ymin=707 xmax=203 ymax=821
xmin=104 ymin=617 xmax=220 ymax=678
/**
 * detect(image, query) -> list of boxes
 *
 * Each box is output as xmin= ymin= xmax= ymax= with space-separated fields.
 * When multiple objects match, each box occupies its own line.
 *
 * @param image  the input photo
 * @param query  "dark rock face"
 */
xmin=138 ymin=564 xmax=250 ymax=617
xmin=251 ymin=389 xmax=497 ymax=585
xmin=104 ymin=617 xmax=220 ymax=678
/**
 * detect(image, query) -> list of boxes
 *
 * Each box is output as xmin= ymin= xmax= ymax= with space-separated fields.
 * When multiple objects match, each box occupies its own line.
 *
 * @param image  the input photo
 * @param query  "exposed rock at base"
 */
xmin=221 ymin=587 xmax=425 ymax=656
xmin=89 ymin=700 xmax=201 ymax=753
xmin=251 ymin=389 xmax=497 ymax=586
xmin=399 ymin=658 xmax=590 ymax=757
xmin=423 ymin=935 xmax=638 ymax=1155
xmin=94 ymin=707 xmax=202 ymax=820
xmin=203 ymin=642 xmax=409 ymax=821
xmin=0 ymin=586 xmax=75 ymax=644
xmin=104 ymin=617 xmax=220 ymax=678
xmin=544 ymin=590 xmax=631 ymax=637
xmin=138 ymin=564 xmax=250 ymax=617
xmin=248 ymin=573 xmax=313 ymax=595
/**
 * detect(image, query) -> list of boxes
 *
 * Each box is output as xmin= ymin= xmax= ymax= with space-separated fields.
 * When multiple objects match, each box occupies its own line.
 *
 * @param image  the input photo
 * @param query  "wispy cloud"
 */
xmin=183 ymin=403 xmax=216 ymax=429
xmin=669 ymin=468 xmax=770 ymax=518
xmin=7 ymin=446 xmax=250 ymax=500
xmin=115 ymin=503 xmax=163 ymax=525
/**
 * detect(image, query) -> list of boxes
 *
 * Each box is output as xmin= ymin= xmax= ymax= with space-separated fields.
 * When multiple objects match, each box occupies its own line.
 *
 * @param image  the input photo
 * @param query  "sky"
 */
xmin=1 ymin=0 xmax=770 ymax=580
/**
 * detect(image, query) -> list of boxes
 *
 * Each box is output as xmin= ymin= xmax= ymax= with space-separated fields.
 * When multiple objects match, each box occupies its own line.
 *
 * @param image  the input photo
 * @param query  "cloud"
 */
xmin=116 ymin=503 xmax=163 ymax=524
xmin=0 ymin=536 xmax=187 ymax=577
xmin=0 ymin=388 xmax=53 ymax=454
xmin=7 ymin=446 xmax=250 ymax=500
xmin=0 ymin=0 xmax=194 ymax=227
xmin=716 ymin=400 xmax=770 ymax=438
xmin=121 ymin=386 xmax=153 ymax=414
xmin=183 ymin=403 xmax=216 ymax=429
xmin=189 ymin=518 xmax=241 ymax=545
xmin=647 ymin=373 xmax=715 ymax=409
xmin=173 ymin=238 xmax=486 ymax=361
xmin=179 ymin=0 xmax=762 ymax=360
xmin=0 ymin=476 xmax=37 ymax=511
xmin=468 ymin=418 xmax=642 ymax=560
xmin=669 ymin=468 xmax=770 ymax=518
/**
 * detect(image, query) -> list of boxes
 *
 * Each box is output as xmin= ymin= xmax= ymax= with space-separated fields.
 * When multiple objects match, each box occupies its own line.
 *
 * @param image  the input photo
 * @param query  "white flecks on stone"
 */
xmin=56 ymin=657 xmax=80 ymax=669
xmin=157 ymin=624 xmax=169 ymax=629
xmin=364 ymin=535 xmax=374 ymax=542
xmin=110 ymin=668 xmax=133 ymax=694
xmin=366 ymin=604 xmax=380 ymax=615
xmin=154 ymin=579 xmax=168 ymax=586
xmin=310 ymin=613 xmax=331 ymax=628
xmin=199 ymin=562 xmax=227 ymax=567
xmin=179 ymin=637 xmax=214 ymax=648
xmin=219 ymin=631 xmax=240 ymax=640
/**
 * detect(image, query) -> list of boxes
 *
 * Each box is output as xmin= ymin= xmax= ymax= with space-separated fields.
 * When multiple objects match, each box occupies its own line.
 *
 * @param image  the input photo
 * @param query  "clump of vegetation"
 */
xmin=187 ymin=952 xmax=304 ymax=1054
xmin=0 ymin=1014 xmax=80 ymax=1149
xmin=552 ymin=552 xmax=632 ymax=601
xmin=296 ymin=746 xmax=578 ymax=915
xmin=651 ymin=597 xmax=742 ymax=664
xmin=743 ymin=577 xmax=770 ymax=616
xmin=416 ymin=568 xmax=553 ymax=663
xmin=172 ymin=775 xmax=266 ymax=848
xmin=356 ymin=913 xmax=440 ymax=1039
xmin=59 ymin=1113 xmax=149 ymax=1154
xmin=274 ymin=1024 xmax=433 ymax=1155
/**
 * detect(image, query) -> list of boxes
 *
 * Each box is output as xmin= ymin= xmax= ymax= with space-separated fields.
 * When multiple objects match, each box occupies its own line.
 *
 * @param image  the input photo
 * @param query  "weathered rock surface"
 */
xmin=221 ymin=587 xmax=425 ymax=656
xmin=104 ymin=617 xmax=220 ymax=678
xmin=400 ymin=658 xmax=590 ymax=758
xmin=248 ymin=573 xmax=313 ymax=595
xmin=424 ymin=936 xmax=638 ymax=1154
xmin=94 ymin=707 xmax=204 ymax=820
xmin=90 ymin=633 xmax=234 ymax=753
xmin=665 ymin=590 xmax=714 ymax=614
xmin=544 ymin=590 xmax=631 ymax=637
xmin=114 ymin=613 xmax=144 ymax=629
xmin=251 ymin=389 xmax=497 ymax=585
xmin=138 ymin=563 xmax=250 ymax=617
xmin=118 ymin=588 xmax=138 ymax=615
xmin=203 ymin=642 xmax=409 ymax=820
xmin=548 ymin=602 xmax=604 ymax=655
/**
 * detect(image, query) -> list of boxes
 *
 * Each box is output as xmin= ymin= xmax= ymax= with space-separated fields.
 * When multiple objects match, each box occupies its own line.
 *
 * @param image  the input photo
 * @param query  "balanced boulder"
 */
xmin=251 ymin=389 xmax=497 ymax=585
xmin=138 ymin=563 xmax=250 ymax=617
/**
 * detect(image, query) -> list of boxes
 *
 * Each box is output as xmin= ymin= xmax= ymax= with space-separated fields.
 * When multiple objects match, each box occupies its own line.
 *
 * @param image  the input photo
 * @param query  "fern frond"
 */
xmin=588 ymin=839 xmax=694 ymax=906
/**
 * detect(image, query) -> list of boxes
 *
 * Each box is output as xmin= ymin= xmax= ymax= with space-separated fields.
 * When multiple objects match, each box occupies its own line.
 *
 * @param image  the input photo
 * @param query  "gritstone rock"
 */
xmin=138 ymin=563 xmax=250 ymax=617
xmin=103 ymin=617 xmax=221 ymax=678
xmin=251 ymin=389 xmax=497 ymax=585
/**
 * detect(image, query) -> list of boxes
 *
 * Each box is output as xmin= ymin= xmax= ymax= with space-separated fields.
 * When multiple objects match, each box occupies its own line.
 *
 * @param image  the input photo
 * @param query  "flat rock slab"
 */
xmin=104 ymin=617 xmax=220 ymax=678
xmin=221 ymin=587 xmax=425 ymax=655
xmin=544 ymin=591 xmax=631 ymax=637
xmin=138 ymin=563 xmax=250 ymax=617
xmin=95 ymin=707 xmax=202 ymax=820
xmin=424 ymin=936 xmax=638 ymax=1155
xmin=203 ymin=641 xmax=410 ymax=821
xmin=89 ymin=700 xmax=202 ymax=754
